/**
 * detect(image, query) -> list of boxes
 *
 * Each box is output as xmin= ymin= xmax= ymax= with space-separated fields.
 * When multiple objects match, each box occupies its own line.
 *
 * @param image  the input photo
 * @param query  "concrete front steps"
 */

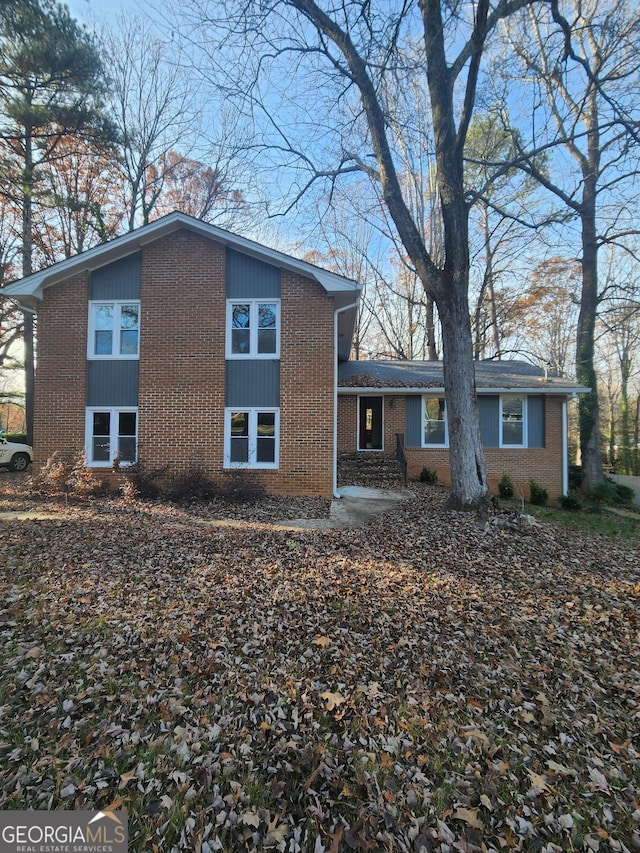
xmin=337 ymin=452 xmax=406 ymax=490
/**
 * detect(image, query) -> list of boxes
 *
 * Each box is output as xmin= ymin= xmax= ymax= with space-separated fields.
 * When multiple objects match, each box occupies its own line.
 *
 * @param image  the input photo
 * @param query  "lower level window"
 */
xmin=86 ymin=408 xmax=138 ymax=466
xmin=224 ymin=408 xmax=279 ymax=468
xmin=501 ymin=396 xmax=526 ymax=447
xmin=423 ymin=397 xmax=448 ymax=446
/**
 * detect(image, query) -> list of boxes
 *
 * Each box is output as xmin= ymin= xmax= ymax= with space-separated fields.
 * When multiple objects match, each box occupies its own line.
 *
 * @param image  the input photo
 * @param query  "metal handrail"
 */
xmin=395 ymin=433 xmax=408 ymax=486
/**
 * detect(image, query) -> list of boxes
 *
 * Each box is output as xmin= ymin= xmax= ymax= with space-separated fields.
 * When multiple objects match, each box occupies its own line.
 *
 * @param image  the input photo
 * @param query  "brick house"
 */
xmin=338 ymin=360 xmax=587 ymax=500
xmin=4 ymin=212 xmax=586 ymax=499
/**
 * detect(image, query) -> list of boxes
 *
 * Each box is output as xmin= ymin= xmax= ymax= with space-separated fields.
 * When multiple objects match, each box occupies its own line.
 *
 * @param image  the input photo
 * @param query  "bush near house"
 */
xmin=590 ymin=476 xmax=635 ymax=506
xmin=498 ymin=474 xmax=515 ymax=500
xmin=529 ymin=479 xmax=549 ymax=506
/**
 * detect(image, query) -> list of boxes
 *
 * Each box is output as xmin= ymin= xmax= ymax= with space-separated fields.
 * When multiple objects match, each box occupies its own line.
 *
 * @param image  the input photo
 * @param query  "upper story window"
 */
xmin=501 ymin=396 xmax=527 ymax=447
xmin=88 ymin=301 xmax=140 ymax=359
xmin=423 ymin=396 xmax=448 ymax=446
xmin=226 ymin=300 xmax=280 ymax=358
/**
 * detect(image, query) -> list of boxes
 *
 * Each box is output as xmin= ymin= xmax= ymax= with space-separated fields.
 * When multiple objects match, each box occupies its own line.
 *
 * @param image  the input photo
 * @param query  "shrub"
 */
xmin=498 ymin=474 xmax=515 ymax=500
xmin=419 ymin=467 xmax=438 ymax=485
xmin=31 ymin=452 xmax=106 ymax=498
xmin=612 ymin=482 xmax=635 ymax=506
xmin=32 ymin=452 xmax=70 ymax=494
xmin=164 ymin=468 xmax=217 ymax=504
xmin=3 ymin=433 xmax=27 ymax=444
xmin=218 ymin=471 xmax=266 ymax=503
xmin=560 ymin=491 xmax=583 ymax=511
xmin=568 ymin=464 xmax=583 ymax=491
xmin=590 ymin=477 xmax=618 ymax=505
xmin=591 ymin=476 xmax=635 ymax=506
xmin=529 ymin=479 xmax=548 ymax=506
xmin=66 ymin=453 xmax=106 ymax=496
xmin=120 ymin=461 xmax=168 ymax=501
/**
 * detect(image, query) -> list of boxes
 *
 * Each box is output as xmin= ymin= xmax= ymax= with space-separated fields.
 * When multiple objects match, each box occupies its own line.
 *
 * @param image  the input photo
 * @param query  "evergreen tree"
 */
xmin=0 ymin=0 xmax=116 ymax=444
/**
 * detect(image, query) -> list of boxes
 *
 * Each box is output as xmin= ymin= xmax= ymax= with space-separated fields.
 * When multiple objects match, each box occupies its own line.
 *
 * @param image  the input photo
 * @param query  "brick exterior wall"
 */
xmin=481 ymin=395 xmax=565 ymax=499
xmin=33 ymin=271 xmax=89 ymax=466
xmin=338 ymin=393 xmax=567 ymax=499
xmin=138 ymin=230 xmax=227 ymax=473
xmin=138 ymin=235 xmax=336 ymax=496
xmin=277 ymin=270 xmax=335 ymax=496
xmin=33 ymin=229 xmax=339 ymax=498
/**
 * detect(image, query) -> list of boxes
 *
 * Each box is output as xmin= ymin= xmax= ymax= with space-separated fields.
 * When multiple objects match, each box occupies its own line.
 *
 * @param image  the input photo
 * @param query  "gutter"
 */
xmin=333 ymin=300 xmax=360 ymax=498
xmin=337 ymin=385 xmax=591 ymax=396
xmin=562 ymin=399 xmax=569 ymax=496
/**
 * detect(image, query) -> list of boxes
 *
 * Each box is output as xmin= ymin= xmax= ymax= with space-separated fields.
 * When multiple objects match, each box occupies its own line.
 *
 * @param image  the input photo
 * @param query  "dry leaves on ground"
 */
xmin=0 ymin=482 xmax=638 ymax=852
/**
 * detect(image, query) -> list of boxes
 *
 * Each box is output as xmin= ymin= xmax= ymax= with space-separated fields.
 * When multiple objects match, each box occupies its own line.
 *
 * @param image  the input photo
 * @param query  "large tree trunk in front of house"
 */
xmin=419 ymin=0 xmax=488 ymax=507
xmin=284 ymin=0 xmax=489 ymax=507
xmin=619 ymin=352 xmax=632 ymax=474
xmin=439 ymin=280 xmax=488 ymax=509
xmin=22 ymin=128 xmax=35 ymax=447
xmin=576 ymin=159 xmax=603 ymax=493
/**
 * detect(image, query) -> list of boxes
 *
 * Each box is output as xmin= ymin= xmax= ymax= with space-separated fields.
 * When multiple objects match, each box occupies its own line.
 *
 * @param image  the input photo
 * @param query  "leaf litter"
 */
xmin=0 ymin=482 xmax=638 ymax=852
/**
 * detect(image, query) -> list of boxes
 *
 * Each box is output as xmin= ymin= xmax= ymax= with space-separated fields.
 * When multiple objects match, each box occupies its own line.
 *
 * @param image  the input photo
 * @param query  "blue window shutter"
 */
xmin=405 ymin=396 xmax=422 ymax=447
xmin=528 ymin=396 xmax=545 ymax=447
xmin=479 ymin=395 xmax=499 ymax=447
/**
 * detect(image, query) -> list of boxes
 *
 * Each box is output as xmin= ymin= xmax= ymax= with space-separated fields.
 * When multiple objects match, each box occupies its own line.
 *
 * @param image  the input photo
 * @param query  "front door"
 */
xmin=358 ymin=396 xmax=383 ymax=451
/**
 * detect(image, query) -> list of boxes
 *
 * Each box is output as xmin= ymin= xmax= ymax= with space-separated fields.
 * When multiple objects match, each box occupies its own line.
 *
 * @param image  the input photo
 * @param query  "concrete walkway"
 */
xmin=0 ymin=487 xmax=414 ymax=532
xmin=280 ymin=486 xmax=413 ymax=530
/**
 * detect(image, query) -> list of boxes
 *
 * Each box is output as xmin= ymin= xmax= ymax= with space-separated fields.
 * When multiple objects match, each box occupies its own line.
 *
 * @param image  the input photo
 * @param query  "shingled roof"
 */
xmin=338 ymin=359 xmax=589 ymax=395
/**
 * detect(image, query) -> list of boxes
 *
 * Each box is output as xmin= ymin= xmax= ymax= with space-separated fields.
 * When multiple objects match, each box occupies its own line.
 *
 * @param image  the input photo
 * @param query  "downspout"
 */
xmin=334 ymin=299 xmax=359 ymax=498
xmin=562 ymin=398 xmax=569 ymax=496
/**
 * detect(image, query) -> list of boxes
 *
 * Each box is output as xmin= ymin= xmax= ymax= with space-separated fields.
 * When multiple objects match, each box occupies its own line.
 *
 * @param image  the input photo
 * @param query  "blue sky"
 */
xmin=65 ymin=0 xmax=130 ymax=24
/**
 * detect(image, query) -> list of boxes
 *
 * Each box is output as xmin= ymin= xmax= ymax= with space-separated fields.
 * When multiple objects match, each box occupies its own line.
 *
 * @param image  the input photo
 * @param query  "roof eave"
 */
xmin=2 ymin=212 xmax=360 ymax=300
xmin=338 ymin=385 xmax=591 ymax=395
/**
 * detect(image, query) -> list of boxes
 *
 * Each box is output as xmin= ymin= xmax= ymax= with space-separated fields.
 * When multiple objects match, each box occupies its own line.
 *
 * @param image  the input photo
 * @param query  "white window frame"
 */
xmin=85 ymin=407 xmax=138 ymax=467
xmin=422 ymin=396 xmax=449 ymax=447
xmin=500 ymin=395 xmax=527 ymax=448
xmin=225 ymin=299 xmax=280 ymax=359
xmin=88 ymin=300 xmax=140 ymax=359
xmin=224 ymin=407 xmax=279 ymax=469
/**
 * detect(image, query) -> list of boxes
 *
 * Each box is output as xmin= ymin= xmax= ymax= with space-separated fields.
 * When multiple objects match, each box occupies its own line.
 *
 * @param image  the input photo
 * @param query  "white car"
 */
xmin=0 ymin=436 xmax=33 ymax=472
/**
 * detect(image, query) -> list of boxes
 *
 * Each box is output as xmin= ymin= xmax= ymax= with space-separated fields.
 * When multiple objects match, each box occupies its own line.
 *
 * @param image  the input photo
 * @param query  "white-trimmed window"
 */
xmin=501 ymin=396 xmax=527 ymax=447
xmin=88 ymin=301 xmax=140 ymax=358
xmin=423 ymin=396 xmax=448 ymax=447
xmin=226 ymin=300 xmax=280 ymax=358
xmin=224 ymin=408 xmax=279 ymax=468
xmin=85 ymin=408 xmax=138 ymax=466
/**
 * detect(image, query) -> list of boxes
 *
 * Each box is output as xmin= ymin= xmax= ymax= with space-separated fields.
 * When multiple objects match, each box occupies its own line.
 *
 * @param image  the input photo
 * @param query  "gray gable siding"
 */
xmin=226 ymin=248 xmax=281 ymax=299
xmin=87 ymin=361 xmax=139 ymax=407
xmin=225 ymin=249 xmax=281 ymax=409
xmin=225 ymin=360 xmax=280 ymax=408
xmin=90 ymin=253 xmax=141 ymax=300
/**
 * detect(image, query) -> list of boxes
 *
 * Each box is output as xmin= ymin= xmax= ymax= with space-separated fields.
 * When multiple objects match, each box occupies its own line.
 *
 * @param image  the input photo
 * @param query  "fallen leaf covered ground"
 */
xmin=0 ymin=478 xmax=638 ymax=852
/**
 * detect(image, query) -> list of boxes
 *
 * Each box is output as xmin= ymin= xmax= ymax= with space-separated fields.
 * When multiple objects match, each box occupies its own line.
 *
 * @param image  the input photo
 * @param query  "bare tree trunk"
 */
xmin=619 ymin=354 xmax=632 ymax=474
xmin=634 ymin=393 xmax=640 ymax=476
xmin=22 ymin=127 xmax=34 ymax=447
xmin=440 ymin=284 xmax=487 ymax=507
xmin=425 ymin=295 xmax=438 ymax=360
xmin=576 ymin=121 xmax=603 ymax=492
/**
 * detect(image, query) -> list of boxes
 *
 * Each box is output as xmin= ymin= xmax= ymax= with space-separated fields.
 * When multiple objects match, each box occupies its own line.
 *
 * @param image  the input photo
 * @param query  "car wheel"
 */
xmin=9 ymin=453 xmax=30 ymax=473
